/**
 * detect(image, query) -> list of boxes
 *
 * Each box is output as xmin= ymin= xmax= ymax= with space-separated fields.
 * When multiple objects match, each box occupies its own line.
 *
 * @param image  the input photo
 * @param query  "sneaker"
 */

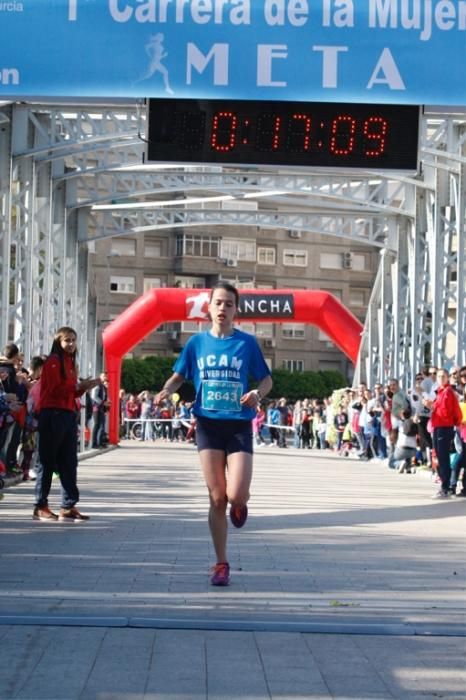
xmin=230 ymin=503 xmax=248 ymax=528
xmin=455 ymin=489 xmax=466 ymax=497
xmin=32 ymin=506 xmax=58 ymax=521
xmin=431 ymin=489 xmax=449 ymax=499
xmin=58 ymin=506 xmax=90 ymax=522
xmin=210 ymin=562 xmax=230 ymax=586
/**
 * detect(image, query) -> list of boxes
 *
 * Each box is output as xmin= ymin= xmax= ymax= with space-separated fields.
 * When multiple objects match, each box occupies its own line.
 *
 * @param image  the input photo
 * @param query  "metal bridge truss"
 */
xmin=0 ymin=102 xmax=464 ymax=386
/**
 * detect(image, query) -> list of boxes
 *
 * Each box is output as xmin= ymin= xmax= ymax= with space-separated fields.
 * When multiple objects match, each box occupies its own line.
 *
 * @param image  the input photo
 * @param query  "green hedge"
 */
xmin=269 ymin=368 xmax=346 ymax=401
xmin=121 ymin=356 xmax=346 ymax=401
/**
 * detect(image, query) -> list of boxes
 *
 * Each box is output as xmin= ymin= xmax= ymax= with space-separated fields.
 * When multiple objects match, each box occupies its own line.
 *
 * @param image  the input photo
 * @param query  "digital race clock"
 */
xmin=146 ymin=99 xmax=420 ymax=170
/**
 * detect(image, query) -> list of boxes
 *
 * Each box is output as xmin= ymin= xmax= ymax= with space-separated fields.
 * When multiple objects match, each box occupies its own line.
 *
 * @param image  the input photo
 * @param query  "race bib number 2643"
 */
xmin=201 ymin=380 xmax=242 ymax=412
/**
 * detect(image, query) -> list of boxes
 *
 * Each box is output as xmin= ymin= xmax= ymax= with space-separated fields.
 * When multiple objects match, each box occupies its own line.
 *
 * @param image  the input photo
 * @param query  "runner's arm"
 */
xmin=154 ymin=372 xmax=185 ymax=405
xmin=240 ymin=374 xmax=273 ymax=407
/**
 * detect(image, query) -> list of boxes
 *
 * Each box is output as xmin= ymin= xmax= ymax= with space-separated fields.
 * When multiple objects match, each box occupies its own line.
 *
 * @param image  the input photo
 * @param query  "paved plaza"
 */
xmin=0 ymin=442 xmax=465 ymax=699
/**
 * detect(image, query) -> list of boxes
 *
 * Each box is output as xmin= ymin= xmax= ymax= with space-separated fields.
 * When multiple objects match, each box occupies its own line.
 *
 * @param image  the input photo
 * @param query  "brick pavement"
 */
xmin=0 ymin=442 xmax=465 ymax=699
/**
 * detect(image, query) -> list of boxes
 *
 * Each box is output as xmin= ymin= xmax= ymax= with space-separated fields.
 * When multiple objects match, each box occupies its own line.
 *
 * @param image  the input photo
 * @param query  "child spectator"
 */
xmin=171 ymin=408 xmax=184 ymax=442
xmin=334 ymin=404 xmax=349 ymax=452
xmin=252 ymin=404 xmax=266 ymax=446
xmin=124 ymin=393 xmax=141 ymax=438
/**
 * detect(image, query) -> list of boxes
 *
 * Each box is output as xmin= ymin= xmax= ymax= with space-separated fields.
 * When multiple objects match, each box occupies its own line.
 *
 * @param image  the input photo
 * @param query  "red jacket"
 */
xmin=40 ymin=353 xmax=83 ymax=412
xmin=431 ymin=384 xmax=462 ymax=428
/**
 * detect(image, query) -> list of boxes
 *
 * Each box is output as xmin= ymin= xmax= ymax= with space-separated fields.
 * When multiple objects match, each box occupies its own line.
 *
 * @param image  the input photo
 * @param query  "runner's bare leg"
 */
xmin=226 ymin=451 xmax=252 ymax=508
xmin=199 ymin=449 xmax=229 ymax=563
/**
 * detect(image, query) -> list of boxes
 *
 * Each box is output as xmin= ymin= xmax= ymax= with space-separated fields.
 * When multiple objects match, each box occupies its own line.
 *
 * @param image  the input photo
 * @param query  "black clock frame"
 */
xmin=146 ymin=98 xmax=420 ymax=170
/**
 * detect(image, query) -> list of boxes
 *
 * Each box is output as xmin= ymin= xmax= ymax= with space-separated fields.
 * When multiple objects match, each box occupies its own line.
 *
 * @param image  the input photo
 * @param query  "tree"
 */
xmin=269 ymin=369 xmax=346 ymax=401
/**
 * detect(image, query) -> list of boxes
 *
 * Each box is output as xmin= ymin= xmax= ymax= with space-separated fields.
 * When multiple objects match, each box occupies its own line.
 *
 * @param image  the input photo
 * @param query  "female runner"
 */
xmin=155 ymin=282 xmax=272 ymax=586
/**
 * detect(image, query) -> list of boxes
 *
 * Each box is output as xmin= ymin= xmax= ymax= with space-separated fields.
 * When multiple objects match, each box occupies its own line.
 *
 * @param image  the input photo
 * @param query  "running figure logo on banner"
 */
xmin=186 ymin=292 xmax=210 ymax=321
xmin=135 ymin=33 xmax=174 ymax=94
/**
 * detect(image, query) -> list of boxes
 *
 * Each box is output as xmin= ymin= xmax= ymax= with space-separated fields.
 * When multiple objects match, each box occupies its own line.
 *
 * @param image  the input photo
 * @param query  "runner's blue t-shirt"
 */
xmin=173 ymin=329 xmax=271 ymax=421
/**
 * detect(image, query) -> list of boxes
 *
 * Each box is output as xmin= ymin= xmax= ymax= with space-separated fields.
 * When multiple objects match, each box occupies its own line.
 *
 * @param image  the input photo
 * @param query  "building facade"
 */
xmin=91 ymin=225 xmax=377 ymax=380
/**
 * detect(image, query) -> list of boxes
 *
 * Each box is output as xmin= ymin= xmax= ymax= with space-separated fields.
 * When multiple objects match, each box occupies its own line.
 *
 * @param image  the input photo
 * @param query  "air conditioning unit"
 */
xmin=226 ymin=259 xmax=238 ymax=267
xmin=342 ymin=252 xmax=353 ymax=269
xmin=289 ymin=230 xmax=302 ymax=239
xmin=264 ymin=339 xmax=276 ymax=348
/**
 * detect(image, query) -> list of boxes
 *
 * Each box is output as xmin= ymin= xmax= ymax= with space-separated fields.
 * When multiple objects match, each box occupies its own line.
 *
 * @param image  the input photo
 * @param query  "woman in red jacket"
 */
xmin=33 ymin=327 xmax=100 ymax=521
xmin=426 ymin=368 xmax=462 ymax=499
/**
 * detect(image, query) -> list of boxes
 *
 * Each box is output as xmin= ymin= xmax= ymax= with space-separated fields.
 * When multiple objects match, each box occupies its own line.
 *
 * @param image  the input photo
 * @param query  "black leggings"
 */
xmin=36 ymin=408 xmax=79 ymax=509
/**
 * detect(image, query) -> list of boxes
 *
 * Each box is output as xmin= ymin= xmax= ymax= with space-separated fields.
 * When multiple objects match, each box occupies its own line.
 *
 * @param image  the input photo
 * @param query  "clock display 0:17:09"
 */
xmin=147 ymin=99 xmax=420 ymax=170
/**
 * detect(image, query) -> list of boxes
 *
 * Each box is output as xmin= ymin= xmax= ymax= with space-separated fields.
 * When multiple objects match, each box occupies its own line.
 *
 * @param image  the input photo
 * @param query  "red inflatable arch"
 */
xmin=103 ymin=288 xmax=363 ymax=444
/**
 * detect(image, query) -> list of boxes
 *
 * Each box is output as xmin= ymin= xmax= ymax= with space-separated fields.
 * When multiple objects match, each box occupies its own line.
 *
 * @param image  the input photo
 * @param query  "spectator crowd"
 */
xmin=119 ymin=365 xmax=466 ymax=499
xmin=0 ymin=342 xmax=109 ymax=490
xmin=2 ymin=338 xmax=466 ymax=502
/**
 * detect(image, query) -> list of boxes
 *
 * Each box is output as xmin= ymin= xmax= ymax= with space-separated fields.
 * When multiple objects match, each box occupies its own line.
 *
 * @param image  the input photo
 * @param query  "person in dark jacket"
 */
xmin=91 ymin=372 xmax=110 ymax=448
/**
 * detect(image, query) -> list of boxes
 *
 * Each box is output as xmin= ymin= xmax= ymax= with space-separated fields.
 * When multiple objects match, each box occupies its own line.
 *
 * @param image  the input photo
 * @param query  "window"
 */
xmin=320 ymin=252 xmax=366 ymax=271
xmin=319 ymin=361 xmax=341 ymax=371
xmin=282 ymin=359 xmax=304 ymax=372
xmin=255 ymin=323 xmax=273 ymax=338
xmin=319 ymin=252 xmax=342 ymax=269
xmin=181 ymin=321 xmax=199 ymax=333
xmin=220 ymin=238 xmax=256 ymax=262
xmin=235 ymin=322 xmax=255 ymax=334
xmin=144 ymin=240 xmax=162 ymax=257
xmin=349 ymin=289 xmax=366 ymax=306
xmin=281 ymin=323 xmax=306 ymax=339
xmin=110 ymin=275 xmax=135 ymax=293
xmin=143 ymin=277 xmax=161 ymax=293
xmin=110 ymin=238 xmax=136 ymax=256
xmin=257 ymin=247 xmax=276 ymax=265
xmin=233 ymin=278 xmax=255 ymax=289
xmin=283 ymin=249 xmax=308 ymax=267
xmin=352 ymin=253 xmax=366 ymax=271
xmin=322 ymin=288 xmax=342 ymax=301
xmin=100 ymin=314 xmax=118 ymax=327
xmin=175 ymin=233 xmax=219 ymax=258
xmin=175 ymin=276 xmax=205 ymax=288
xmin=177 ymin=320 xmax=211 ymax=333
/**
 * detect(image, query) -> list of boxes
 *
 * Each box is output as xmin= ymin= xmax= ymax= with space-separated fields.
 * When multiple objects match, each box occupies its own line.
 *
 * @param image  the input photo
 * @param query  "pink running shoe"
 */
xmin=210 ymin=562 xmax=230 ymax=586
xmin=230 ymin=504 xmax=248 ymax=528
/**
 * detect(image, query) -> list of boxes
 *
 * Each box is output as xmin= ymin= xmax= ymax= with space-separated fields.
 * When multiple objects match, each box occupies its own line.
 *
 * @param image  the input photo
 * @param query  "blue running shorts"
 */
xmin=195 ymin=416 xmax=253 ymax=455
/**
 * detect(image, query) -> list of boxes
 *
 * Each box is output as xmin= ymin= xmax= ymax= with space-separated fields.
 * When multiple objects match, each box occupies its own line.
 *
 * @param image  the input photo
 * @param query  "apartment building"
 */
xmin=91 ymin=225 xmax=377 ymax=379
